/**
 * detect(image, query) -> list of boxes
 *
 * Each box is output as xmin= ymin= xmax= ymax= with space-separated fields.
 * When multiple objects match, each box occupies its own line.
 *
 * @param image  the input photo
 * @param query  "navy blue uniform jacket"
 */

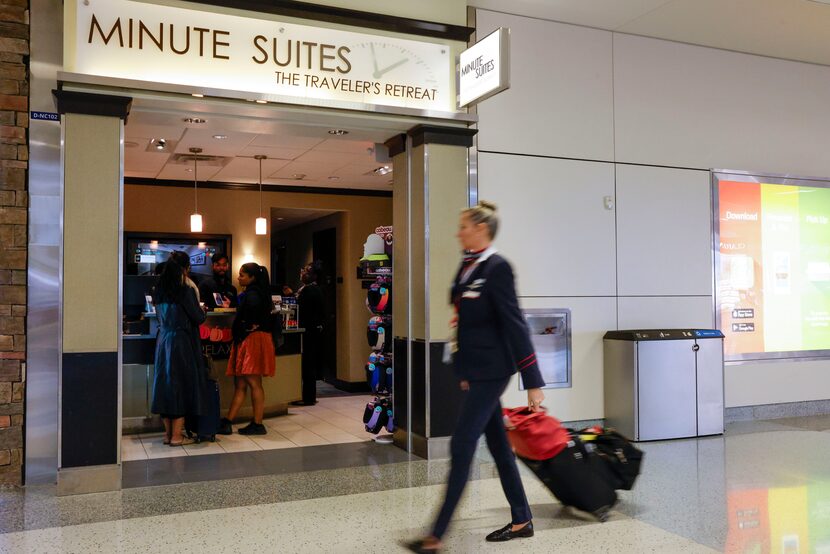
xmin=451 ymin=253 xmax=545 ymax=389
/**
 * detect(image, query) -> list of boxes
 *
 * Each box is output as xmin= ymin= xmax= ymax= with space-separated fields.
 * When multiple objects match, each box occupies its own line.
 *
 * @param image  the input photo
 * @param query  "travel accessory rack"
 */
xmin=358 ymin=229 xmax=394 ymax=444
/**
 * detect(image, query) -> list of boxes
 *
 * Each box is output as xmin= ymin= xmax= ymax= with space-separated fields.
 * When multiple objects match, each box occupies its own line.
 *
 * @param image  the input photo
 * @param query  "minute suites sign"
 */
xmin=65 ymin=0 xmax=456 ymax=113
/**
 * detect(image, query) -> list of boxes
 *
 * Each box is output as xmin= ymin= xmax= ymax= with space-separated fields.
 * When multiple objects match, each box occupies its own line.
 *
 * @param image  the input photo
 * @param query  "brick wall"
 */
xmin=0 ymin=0 xmax=28 ymax=487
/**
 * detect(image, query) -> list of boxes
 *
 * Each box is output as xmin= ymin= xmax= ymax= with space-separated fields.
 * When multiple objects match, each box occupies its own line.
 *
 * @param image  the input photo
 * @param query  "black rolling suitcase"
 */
xmin=185 ymin=379 xmax=220 ymax=443
xmin=519 ymin=436 xmax=618 ymax=522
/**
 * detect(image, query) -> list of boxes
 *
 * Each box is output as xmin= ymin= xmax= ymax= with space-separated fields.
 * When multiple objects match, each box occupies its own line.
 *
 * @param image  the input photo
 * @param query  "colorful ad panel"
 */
xmin=717 ymin=177 xmax=830 ymax=359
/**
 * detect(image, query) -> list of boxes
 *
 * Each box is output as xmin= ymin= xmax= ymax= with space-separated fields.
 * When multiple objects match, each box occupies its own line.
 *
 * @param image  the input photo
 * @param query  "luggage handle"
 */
xmin=502 ymin=406 xmax=554 ymax=430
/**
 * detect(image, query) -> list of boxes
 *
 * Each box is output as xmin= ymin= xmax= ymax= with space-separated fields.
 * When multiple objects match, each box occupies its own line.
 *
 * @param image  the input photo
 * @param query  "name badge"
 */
xmin=462 ymin=290 xmax=481 ymax=299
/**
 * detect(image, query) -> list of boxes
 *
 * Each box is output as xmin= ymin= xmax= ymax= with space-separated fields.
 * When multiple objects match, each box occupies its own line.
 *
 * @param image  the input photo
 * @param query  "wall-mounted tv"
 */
xmin=124 ymin=232 xmax=231 ymax=280
xmin=714 ymin=170 xmax=830 ymax=362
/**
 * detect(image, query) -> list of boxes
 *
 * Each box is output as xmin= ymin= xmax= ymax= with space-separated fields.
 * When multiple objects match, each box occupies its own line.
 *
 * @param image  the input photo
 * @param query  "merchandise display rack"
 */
xmin=359 ymin=227 xmax=395 ymax=444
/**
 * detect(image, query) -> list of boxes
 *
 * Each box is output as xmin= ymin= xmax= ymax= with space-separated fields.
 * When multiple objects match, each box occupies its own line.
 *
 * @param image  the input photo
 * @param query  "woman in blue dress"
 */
xmin=151 ymin=257 xmax=207 ymax=446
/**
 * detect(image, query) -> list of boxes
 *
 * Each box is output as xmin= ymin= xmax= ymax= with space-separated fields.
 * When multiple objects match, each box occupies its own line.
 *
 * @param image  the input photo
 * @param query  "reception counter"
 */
xmin=123 ymin=311 xmax=303 ymax=434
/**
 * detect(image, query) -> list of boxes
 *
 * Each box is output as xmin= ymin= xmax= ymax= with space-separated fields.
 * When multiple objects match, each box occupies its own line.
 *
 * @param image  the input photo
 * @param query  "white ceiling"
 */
xmin=472 ymin=0 xmax=830 ymax=66
xmin=125 ymin=105 xmax=396 ymax=191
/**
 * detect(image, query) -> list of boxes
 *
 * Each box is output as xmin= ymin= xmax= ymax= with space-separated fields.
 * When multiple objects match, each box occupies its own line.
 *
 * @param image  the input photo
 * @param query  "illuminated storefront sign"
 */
xmin=457 ymin=27 xmax=509 ymax=108
xmin=67 ymin=0 xmax=456 ymax=113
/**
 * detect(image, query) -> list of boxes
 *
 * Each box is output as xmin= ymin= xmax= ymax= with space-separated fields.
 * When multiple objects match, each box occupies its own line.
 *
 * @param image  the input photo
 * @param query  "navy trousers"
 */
xmin=431 ymin=377 xmax=532 ymax=539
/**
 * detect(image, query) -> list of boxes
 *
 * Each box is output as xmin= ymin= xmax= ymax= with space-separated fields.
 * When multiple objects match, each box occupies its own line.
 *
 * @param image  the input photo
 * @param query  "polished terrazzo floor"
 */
xmin=3 ymin=415 xmax=830 ymax=553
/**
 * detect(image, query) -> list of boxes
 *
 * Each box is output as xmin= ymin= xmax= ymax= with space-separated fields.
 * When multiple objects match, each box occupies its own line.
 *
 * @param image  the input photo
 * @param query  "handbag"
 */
xmin=502 ymin=406 xmax=571 ymax=461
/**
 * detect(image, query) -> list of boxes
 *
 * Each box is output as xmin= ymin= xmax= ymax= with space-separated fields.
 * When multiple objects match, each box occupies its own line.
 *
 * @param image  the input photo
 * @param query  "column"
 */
xmin=53 ymin=90 xmax=131 ymax=494
xmin=387 ymin=124 xmax=476 ymax=459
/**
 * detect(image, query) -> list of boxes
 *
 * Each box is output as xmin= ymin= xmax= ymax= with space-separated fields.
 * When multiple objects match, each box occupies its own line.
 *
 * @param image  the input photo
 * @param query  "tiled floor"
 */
xmin=121 ymin=395 xmax=376 ymax=461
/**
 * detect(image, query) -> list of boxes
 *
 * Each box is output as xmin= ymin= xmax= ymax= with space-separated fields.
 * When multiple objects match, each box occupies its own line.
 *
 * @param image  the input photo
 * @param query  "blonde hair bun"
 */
xmin=478 ymin=200 xmax=498 ymax=212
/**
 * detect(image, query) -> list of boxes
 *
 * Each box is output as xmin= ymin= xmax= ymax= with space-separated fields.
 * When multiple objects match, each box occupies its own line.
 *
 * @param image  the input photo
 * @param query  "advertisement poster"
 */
xmin=716 ymin=175 xmax=830 ymax=359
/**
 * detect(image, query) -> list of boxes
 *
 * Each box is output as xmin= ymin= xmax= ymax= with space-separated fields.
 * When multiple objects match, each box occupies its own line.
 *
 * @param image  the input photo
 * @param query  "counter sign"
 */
xmin=457 ymin=27 xmax=510 ymax=108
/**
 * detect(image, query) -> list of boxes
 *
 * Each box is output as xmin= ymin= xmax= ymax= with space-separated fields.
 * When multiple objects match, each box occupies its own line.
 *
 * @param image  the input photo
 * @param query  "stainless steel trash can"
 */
xmin=603 ymin=329 xmax=724 ymax=441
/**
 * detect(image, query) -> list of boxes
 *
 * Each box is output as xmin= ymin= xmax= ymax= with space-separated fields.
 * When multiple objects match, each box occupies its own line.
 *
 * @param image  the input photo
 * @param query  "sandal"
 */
xmin=168 ymin=438 xmax=194 ymax=447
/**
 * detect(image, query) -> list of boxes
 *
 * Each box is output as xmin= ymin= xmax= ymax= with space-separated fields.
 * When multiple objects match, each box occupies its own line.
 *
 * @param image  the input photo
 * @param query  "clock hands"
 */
xmin=369 ymin=43 xmax=379 ymax=74
xmin=373 ymin=57 xmax=409 ymax=79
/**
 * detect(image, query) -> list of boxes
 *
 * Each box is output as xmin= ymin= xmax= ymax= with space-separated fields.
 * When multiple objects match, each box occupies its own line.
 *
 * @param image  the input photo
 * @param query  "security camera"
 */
xmin=155 ymin=139 xmax=166 ymax=151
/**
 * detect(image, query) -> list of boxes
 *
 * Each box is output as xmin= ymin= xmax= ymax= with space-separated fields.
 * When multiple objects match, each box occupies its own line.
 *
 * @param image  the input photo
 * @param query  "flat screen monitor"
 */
xmin=124 ymin=233 xmax=231 ymax=281
xmin=714 ymin=170 xmax=830 ymax=362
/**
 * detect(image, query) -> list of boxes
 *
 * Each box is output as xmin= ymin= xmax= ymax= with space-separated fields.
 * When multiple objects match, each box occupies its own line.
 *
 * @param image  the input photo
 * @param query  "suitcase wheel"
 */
xmin=209 ymin=435 xmax=216 ymax=442
xmin=193 ymin=436 xmax=202 ymax=444
xmin=593 ymin=506 xmax=612 ymax=523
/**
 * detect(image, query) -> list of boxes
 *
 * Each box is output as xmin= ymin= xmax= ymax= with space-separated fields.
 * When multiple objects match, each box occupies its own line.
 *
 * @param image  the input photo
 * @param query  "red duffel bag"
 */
xmin=502 ymin=407 xmax=571 ymax=461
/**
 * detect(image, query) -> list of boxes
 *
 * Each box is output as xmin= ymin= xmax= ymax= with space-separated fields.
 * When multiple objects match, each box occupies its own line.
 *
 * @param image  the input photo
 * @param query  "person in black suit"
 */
xmin=293 ymin=262 xmax=325 ymax=406
xmin=406 ymin=201 xmax=546 ymax=553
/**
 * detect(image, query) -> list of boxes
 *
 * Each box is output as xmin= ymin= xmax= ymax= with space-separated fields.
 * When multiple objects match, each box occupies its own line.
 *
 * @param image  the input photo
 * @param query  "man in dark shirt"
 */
xmin=293 ymin=262 xmax=325 ymax=406
xmin=198 ymin=253 xmax=238 ymax=310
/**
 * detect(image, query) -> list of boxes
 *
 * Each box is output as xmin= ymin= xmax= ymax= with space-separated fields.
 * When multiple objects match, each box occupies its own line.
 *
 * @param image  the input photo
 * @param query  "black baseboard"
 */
xmin=61 ymin=352 xmax=118 ymax=468
xmin=327 ymin=378 xmax=371 ymax=394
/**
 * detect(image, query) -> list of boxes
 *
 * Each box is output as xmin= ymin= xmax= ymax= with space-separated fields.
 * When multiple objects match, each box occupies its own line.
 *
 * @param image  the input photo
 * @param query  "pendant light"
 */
xmin=189 ymin=147 xmax=203 ymax=233
xmin=255 ymin=154 xmax=267 ymax=235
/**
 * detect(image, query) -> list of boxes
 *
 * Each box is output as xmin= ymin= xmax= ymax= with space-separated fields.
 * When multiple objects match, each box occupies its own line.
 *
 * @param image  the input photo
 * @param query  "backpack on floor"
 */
xmin=577 ymin=426 xmax=644 ymax=491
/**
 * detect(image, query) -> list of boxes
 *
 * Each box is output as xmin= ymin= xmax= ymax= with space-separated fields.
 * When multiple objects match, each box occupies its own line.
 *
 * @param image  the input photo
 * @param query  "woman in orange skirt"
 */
xmin=219 ymin=262 xmax=276 ymax=436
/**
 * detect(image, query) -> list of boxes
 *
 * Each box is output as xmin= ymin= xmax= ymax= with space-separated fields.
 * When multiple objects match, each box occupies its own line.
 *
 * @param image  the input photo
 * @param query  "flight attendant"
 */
xmin=406 ymin=201 xmax=546 ymax=552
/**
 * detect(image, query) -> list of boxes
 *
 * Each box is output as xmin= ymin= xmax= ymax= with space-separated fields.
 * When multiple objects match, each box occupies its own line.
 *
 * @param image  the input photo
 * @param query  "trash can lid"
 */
xmin=603 ymin=329 xmax=724 ymax=341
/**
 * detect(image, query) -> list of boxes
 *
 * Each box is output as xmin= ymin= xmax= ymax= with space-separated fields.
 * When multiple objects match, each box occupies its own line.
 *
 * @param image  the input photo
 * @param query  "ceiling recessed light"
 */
xmin=153 ymin=138 xmax=166 ymax=151
xmin=328 ymin=176 xmax=340 ymax=181
xmin=292 ymin=173 xmax=306 ymax=180
xmin=185 ymin=168 xmax=193 ymax=172
xmin=183 ymin=117 xmax=207 ymax=124
xmin=328 ymin=129 xmax=348 ymax=136
xmin=277 ymin=217 xmax=285 ymax=221
xmin=191 ymin=93 xmax=204 ymax=98
xmin=255 ymin=99 xmax=268 ymax=104
xmin=212 ymin=134 xmax=228 ymax=140
xmin=373 ymin=165 xmax=392 ymax=176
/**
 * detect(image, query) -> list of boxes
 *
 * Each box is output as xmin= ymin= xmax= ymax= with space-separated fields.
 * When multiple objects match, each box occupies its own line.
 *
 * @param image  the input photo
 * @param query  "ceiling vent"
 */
xmin=168 ymin=153 xmax=231 ymax=168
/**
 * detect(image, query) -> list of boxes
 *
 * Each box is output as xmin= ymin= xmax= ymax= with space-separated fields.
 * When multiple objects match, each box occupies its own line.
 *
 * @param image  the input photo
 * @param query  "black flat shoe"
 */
xmin=485 ymin=521 xmax=534 ymax=542
xmin=400 ymin=539 xmax=441 ymax=553
xmin=290 ymin=400 xmax=317 ymax=406
xmin=217 ymin=418 xmax=233 ymax=435
xmin=238 ymin=422 xmax=267 ymax=435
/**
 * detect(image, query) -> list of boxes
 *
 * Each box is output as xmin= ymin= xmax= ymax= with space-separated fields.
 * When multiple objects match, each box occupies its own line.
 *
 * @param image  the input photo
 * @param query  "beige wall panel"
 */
xmin=475 ymin=10 xmax=614 ymax=161
xmin=410 ymin=145 xmax=427 ymax=341
xmin=478 ymin=153 xmax=617 ymax=297
xmin=726 ymin=360 xmax=830 ymax=408
xmin=617 ymin=296 xmax=714 ymax=330
xmin=124 ymin=185 xmax=391 ymax=383
xmin=63 ymin=114 xmax=122 ymax=353
xmin=615 ymin=33 xmax=830 ymax=177
xmin=501 ymin=296 xmax=617 ymax=422
xmin=616 ymin=164 xmax=713 ymax=296
xmin=427 ymin=144 xmax=469 ymax=341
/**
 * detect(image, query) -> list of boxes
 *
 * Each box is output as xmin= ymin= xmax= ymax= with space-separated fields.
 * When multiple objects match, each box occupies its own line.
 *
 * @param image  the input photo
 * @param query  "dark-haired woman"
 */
xmin=219 ymin=262 xmax=276 ymax=436
xmin=151 ymin=259 xmax=207 ymax=446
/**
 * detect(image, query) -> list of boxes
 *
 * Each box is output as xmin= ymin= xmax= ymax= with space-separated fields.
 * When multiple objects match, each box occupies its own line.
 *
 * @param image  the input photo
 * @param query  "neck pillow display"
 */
xmin=364 ymin=396 xmax=392 ymax=434
xmin=367 ymin=278 xmax=392 ymax=314
xmin=367 ymin=316 xmax=392 ymax=352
